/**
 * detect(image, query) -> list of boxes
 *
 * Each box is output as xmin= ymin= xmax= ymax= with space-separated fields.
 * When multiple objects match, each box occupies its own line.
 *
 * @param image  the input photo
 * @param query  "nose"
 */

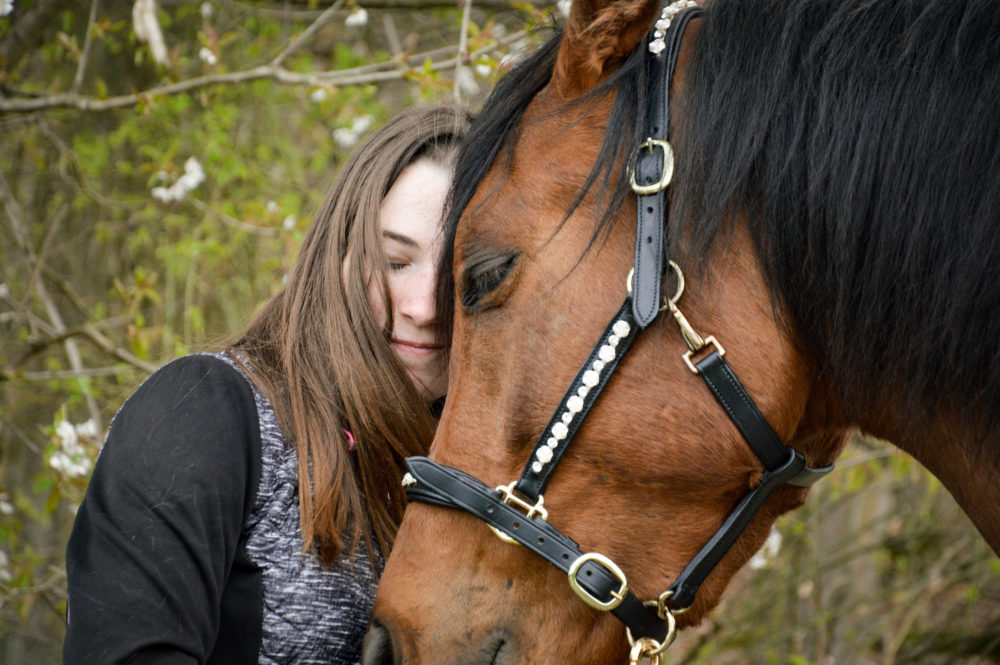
xmin=397 ymin=268 xmax=436 ymax=327
xmin=361 ymin=621 xmax=398 ymax=665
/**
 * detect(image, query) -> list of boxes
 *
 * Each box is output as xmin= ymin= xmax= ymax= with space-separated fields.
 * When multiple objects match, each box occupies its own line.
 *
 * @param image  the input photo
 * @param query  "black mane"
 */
xmin=442 ymin=0 xmax=1000 ymax=438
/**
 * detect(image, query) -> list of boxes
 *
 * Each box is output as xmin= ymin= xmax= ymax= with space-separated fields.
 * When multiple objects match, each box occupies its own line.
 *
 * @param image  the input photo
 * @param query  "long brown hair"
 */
xmin=232 ymin=106 xmax=472 ymax=565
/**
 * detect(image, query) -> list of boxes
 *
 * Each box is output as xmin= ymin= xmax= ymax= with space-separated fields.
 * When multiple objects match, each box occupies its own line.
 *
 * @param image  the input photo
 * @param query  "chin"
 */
xmin=408 ymin=372 xmax=447 ymax=405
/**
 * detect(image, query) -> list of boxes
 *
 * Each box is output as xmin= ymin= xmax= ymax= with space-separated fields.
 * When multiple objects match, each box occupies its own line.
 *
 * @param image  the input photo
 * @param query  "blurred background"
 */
xmin=1 ymin=1 xmax=997 ymax=662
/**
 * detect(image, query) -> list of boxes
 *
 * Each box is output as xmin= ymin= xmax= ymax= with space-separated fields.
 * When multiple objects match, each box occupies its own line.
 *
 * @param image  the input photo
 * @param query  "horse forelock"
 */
xmin=437 ymin=26 xmax=648 ymax=349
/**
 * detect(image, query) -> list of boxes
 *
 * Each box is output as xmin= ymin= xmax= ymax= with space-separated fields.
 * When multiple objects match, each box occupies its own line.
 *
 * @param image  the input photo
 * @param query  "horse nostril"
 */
xmin=361 ymin=621 xmax=397 ymax=665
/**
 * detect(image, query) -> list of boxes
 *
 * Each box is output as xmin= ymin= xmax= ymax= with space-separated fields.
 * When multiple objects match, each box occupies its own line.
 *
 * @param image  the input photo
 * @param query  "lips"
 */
xmin=391 ymin=339 xmax=443 ymax=357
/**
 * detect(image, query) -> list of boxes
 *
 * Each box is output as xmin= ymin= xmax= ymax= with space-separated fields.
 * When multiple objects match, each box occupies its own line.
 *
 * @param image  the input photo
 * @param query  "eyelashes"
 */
xmin=460 ymin=253 xmax=518 ymax=311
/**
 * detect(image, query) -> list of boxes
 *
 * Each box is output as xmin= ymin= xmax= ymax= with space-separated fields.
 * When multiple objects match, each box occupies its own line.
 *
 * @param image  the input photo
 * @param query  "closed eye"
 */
xmin=460 ymin=253 xmax=518 ymax=311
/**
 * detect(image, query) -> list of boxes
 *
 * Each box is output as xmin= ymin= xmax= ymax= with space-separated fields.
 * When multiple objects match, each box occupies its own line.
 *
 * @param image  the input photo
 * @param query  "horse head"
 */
xmin=365 ymin=0 xmax=1000 ymax=662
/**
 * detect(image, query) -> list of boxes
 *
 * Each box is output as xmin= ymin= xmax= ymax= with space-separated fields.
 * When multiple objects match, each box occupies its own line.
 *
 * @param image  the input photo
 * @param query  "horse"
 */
xmin=364 ymin=0 xmax=1000 ymax=662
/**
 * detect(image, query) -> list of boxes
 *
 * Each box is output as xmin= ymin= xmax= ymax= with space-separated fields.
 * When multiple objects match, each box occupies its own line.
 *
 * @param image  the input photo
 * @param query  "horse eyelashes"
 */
xmin=460 ymin=253 xmax=518 ymax=311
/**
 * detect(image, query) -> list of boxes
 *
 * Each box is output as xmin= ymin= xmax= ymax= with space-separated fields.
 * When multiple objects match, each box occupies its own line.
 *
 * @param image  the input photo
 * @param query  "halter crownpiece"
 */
xmin=649 ymin=0 xmax=699 ymax=54
xmin=403 ymin=4 xmax=834 ymax=663
xmin=630 ymin=0 xmax=700 ymax=327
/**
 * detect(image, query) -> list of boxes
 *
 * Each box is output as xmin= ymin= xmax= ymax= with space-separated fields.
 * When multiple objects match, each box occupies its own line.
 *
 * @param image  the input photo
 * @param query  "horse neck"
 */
xmin=802 ymin=382 xmax=1000 ymax=555
xmin=887 ymin=416 xmax=1000 ymax=553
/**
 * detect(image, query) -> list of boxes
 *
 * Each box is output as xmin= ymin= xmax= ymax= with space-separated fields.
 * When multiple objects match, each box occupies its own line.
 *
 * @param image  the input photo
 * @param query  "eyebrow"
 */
xmin=382 ymin=230 xmax=418 ymax=248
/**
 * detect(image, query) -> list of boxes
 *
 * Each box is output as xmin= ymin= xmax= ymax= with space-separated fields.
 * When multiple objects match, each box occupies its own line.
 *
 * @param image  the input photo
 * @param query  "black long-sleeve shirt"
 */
xmin=64 ymin=354 xmax=378 ymax=664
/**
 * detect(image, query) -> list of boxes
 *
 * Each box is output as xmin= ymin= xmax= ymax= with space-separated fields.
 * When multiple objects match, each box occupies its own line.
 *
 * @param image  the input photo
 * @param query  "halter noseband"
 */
xmin=402 ymin=4 xmax=833 ymax=661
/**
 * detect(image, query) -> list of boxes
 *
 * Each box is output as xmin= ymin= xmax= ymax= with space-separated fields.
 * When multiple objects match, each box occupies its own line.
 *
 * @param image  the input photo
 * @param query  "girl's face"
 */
xmin=373 ymin=157 xmax=451 ymax=403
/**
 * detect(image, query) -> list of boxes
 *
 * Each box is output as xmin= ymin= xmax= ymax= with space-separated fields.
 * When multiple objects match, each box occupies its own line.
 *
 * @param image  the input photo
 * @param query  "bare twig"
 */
xmin=71 ymin=0 xmax=101 ymax=93
xmin=0 ymin=286 xmax=57 ymax=338
xmin=202 ymin=0 xmax=549 ymax=17
xmin=0 ymin=172 xmax=102 ymax=427
xmin=271 ymin=0 xmax=346 ymax=68
xmin=0 ymin=0 xmax=64 ymax=72
xmin=188 ymin=197 xmax=279 ymax=236
xmin=14 ymin=366 xmax=140 ymax=381
xmin=382 ymin=14 xmax=402 ymax=56
xmin=0 ymin=32 xmax=525 ymax=114
xmin=37 ymin=119 xmax=130 ymax=210
xmin=19 ymin=205 xmax=68 ymax=317
xmin=16 ymin=324 xmax=158 ymax=374
xmin=0 ymin=416 xmax=45 ymax=456
xmin=454 ymin=0 xmax=473 ymax=101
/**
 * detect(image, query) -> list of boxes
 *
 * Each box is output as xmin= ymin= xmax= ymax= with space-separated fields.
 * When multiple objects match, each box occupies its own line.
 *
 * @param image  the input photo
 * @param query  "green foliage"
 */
xmin=0 ymin=1 xmax=528 ymax=658
xmin=2 ymin=2 xmax=997 ymax=663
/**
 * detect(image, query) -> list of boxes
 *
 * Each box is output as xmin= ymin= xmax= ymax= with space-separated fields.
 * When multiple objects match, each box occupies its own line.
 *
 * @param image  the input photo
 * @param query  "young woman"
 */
xmin=63 ymin=105 xmax=472 ymax=665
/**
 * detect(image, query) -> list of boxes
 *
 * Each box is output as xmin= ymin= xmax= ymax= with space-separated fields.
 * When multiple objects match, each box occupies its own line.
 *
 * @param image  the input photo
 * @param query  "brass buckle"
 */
xmin=488 ymin=483 xmax=547 ymax=545
xmin=626 ymin=601 xmax=678 ymax=662
xmin=682 ymin=335 xmax=725 ymax=374
xmin=629 ymin=139 xmax=674 ymax=195
xmin=567 ymin=552 xmax=629 ymax=611
xmin=629 ymin=637 xmax=664 ymax=665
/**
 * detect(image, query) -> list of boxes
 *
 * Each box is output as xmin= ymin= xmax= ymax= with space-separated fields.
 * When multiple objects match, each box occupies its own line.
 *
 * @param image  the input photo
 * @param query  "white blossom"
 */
xmin=351 ymin=115 xmax=373 ymax=135
xmin=133 ymin=0 xmax=169 ymax=66
xmin=345 ymin=7 xmax=368 ymax=27
xmin=282 ymin=215 xmax=296 ymax=231
xmin=56 ymin=420 xmax=78 ymax=449
xmin=557 ymin=0 xmax=572 ymax=18
xmin=0 ymin=493 xmax=13 ymax=516
xmin=152 ymin=157 xmax=205 ymax=203
xmin=475 ymin=63 xmax=493 ymax=78
xmin=200 ymin=2 xmax=213 ymax=19
xmin=500 ymin=42 xmax=532 ymax=72
xmin=455 ymin=66 xmax=480 ymax=96
xmin=0 ymin=283 xmax=9 ymax=299
xmin=333 ymin=115 xmax=375 ymax=150
xmin=309 ymin=87 xmax=329 ymax=103
xmin=76 ymin=419 xmax=99 ymax=439
xmin=266 ymin=200 xmax=279 ymax=213
xmin=151 ymin=186 xmax=177 ymax=203
xmin=0 ymin=550 xmax=11 ymax=583
xmin=0 ymin=0 xmax=13 ymax=18
xmin=748 ymin=527 xmax=783 ymax=570
xmin=181 ymin=157 xmax=205 ymax=188
xmin=198 ymin=47 xmax=217 ymax=65
xmin=49 ymin=418 xmax=99 ymax=479
xmin=333 ymin=128 xmax=359 ymax=150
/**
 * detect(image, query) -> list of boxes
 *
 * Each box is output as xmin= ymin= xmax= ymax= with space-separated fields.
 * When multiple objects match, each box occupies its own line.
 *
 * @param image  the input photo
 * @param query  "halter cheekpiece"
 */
xmin=402 ymin=3 xmax=834 ymax=662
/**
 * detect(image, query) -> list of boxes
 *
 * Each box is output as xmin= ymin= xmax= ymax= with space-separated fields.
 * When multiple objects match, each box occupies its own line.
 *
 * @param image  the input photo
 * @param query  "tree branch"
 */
xmin=188 ymin=197 xmax=278 ymax=236
xmin=199 ymin=0 xmax=551 ymax=18
xmin=0 ymin=0 xmax=65 ymax=73
xmin=0 ymin=172 xmax=102 ymax=426
xmin=11 ymin=366 xmax=141 ymax=381
xmin=271 ymin=0 xmax=346 ymax=68
xmin=0 ymin=32 xmax=525 ymax=114
xmin=454 ymin=0 xmax=474 ymax=101
xmin=71 ymin=0 xmax=101 ymax=93
xmin=14 ymin=324 xmax=158 ymax=375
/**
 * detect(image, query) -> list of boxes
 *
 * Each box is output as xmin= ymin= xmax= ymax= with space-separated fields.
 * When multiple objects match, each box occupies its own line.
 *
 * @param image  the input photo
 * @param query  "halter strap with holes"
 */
xmin=402 ymin=3 xmax=833 ymax=661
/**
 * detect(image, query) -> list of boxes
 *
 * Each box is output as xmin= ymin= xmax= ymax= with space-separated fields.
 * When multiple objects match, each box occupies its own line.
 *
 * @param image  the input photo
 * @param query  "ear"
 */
xmin=553 ymin=0 xmax=661 ymax=99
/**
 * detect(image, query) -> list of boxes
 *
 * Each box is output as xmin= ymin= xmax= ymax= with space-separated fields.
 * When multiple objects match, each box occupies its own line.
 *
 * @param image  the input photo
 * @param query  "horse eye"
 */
xmin=460 ymin=254 xmax=517 ymax=311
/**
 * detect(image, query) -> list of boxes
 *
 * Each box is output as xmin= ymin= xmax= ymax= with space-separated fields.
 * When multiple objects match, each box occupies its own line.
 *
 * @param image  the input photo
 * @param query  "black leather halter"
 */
xmin=403 ymin=3 xmax=833 ymax=658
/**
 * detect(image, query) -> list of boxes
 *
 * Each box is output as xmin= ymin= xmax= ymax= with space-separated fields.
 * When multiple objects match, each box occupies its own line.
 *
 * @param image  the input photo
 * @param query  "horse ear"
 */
xmin=553 ymin=0 xmax=661 ymax=98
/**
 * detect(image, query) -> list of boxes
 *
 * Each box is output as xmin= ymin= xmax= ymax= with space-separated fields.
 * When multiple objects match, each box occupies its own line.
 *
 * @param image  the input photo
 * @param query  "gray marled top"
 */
xmin=216 ymin=353 xmax=380 ymax=665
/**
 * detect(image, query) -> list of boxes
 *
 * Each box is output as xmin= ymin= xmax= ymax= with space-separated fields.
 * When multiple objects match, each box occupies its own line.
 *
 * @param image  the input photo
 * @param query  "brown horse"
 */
xmin=365 ymin=0 xmax=1000 ymax=662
